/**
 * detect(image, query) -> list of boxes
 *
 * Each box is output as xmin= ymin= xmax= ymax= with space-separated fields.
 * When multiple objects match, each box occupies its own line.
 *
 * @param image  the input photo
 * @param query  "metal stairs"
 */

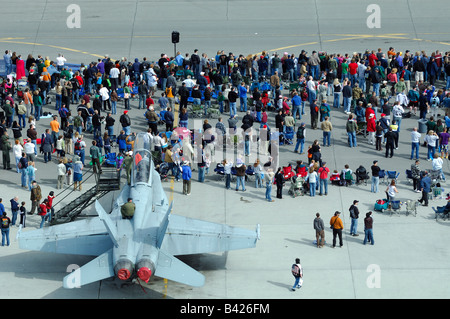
xmin=51 ymin=167 xmax=121 ymax=224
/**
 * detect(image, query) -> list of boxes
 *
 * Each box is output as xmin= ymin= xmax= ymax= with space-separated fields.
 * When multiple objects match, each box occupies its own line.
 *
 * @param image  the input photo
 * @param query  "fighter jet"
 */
xmin=18 ymin=133 xmax=260 ymax=289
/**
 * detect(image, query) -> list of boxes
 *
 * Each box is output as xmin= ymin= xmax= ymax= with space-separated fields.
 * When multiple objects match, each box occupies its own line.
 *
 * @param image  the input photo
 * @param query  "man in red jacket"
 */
xmin=318 ymin=162 xmax=330 ymax=196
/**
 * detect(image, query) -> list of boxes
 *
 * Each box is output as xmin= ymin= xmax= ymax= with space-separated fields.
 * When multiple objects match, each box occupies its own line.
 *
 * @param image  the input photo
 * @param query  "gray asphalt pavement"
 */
xmin=1 ymin=0 xmax=450 ymax=303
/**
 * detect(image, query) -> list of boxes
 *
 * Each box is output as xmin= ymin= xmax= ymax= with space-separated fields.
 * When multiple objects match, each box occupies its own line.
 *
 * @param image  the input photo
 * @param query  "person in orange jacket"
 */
xmin=330 ymin=211 xmax=344 ymax=248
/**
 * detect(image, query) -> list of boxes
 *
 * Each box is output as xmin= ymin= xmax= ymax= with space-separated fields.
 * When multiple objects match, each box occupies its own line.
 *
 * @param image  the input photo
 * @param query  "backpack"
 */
xmin=1 ymin=216 xmax=10 ymax=229
xmin=74 ymin=116 xmax=82 ymax=127
xmin=291 ymin=264 xmax=301 ymax=277
xmin=296 ymin=127 xmax=305 ymax=139
xmin=74 ymin=139 xmax=81 ymax=150
xmin=59 ymin=108 xmax=68 ymax=118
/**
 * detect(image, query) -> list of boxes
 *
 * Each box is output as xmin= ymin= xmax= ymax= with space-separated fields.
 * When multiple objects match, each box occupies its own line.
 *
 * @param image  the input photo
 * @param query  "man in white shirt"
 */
xmin=109 ymin=65 xmax=120 ymax=91
xmin=392 ymin=101 xmax=405 ymax=132
xmin=183 ymin=75 xmax=196 ymax=89
xmin=306 ymin=76 xmax=317 ymax=105
xmin=432 ymin=153 xmax=445 ymax=181
xmin=99 ymin=85 xmax=111 ymax=111
xmin=410 ymin=127 xmax=421 ymax=160
xmin=56 ymin=54 xmax=66 ymax=71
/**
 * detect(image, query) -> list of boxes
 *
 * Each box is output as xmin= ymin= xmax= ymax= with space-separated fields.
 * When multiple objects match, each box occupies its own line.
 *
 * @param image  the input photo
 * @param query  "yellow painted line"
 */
xmin=0 ymin=39 xmax=104 ymax=58
xmin=162 ymin=102 xmax=179 ymax=298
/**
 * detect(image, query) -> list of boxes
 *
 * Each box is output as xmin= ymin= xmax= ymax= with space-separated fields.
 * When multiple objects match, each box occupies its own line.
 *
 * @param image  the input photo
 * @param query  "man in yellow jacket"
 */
xmin=330 ymin=211 xmax=344 ymax=248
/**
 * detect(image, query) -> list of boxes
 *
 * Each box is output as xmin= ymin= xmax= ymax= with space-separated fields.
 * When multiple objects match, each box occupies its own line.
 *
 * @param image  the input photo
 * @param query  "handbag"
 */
xmin=330 ymin=216 xmax=338 ymax=229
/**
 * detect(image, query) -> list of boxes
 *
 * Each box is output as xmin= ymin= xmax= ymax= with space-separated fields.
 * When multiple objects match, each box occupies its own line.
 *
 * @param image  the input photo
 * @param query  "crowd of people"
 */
xmin=1 ymin=44 xmax=450 ymax=244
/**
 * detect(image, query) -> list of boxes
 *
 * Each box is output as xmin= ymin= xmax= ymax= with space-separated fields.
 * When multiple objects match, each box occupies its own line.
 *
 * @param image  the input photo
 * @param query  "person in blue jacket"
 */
xmin=418 ymin=171 xmax=431 ymax=207
xmin=181 ymin=160 xmax=192 ymax=195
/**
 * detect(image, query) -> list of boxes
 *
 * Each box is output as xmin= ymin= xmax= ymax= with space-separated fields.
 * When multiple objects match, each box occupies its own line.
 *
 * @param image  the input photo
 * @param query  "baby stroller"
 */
xmin=157 ymin=162 xmax=169 ymax=181
xmin=214 ymin=163 xmax=225 ymax=181
xmin=283 ymin=127 xmax=294 ymax=145
xmin=355 ymin=165 xmax=370 ymax=186
xmin=288 ymin=175 xmax=304 ymax=197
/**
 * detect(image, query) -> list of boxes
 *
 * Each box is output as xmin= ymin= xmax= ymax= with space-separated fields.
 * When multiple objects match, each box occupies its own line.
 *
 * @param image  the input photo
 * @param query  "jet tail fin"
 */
xmin=156 ymin=201 xmax=173 ymax=248
xmin=96 ymin=200 xmax=119 ymax=247
xmin=155 ymin=250 xmax=205 ymax=287
xmin=63 ymin=249 xmax=115 ymax=288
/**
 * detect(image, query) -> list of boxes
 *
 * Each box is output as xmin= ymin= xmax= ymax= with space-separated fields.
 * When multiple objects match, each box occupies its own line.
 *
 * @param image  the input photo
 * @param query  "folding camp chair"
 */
xmin=386 ymin=170 xmax=399 ymax=185
xmin=405 ymin=200 xmax=418 ymax=217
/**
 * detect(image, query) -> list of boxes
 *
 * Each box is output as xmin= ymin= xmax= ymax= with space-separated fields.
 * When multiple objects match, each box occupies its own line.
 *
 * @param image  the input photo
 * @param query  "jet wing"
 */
xmin=161 ymin=214 xmax=260 ymax=256
xmin=18 ymin=217 xmax=113 ymax=256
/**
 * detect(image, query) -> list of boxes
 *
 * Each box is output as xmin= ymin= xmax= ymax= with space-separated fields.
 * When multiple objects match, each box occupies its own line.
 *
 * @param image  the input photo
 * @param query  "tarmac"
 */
xmin=1 ymin=0 xmax=450 ymax=303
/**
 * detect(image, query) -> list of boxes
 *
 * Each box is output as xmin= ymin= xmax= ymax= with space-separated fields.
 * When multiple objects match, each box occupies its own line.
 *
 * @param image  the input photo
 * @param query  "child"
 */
xmin=19 ymin=201 xmax=27 ymax=228
xmin=433 ymin=183 xmax=445 ymax=200
xmin=56 ymin=135 xmax=65 ymax=159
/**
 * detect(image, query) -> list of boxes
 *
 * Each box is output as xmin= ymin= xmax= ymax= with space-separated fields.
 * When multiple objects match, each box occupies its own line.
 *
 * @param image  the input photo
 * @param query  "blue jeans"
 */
xmin=255 ymin=173 xmax=263 ymax=188
xmin=411 ymin=142 xmax=419 ymax=159
xmin=225 ymin=174 xmax=231 ymax=189
xmin=111 ymin=101 xmax=117 ymax=115
xmin=240 ymin=97 xmax=247 ymax=112
xmin=21 ymin=168 xmax=27 ymax=187
xmin=138 ymin=94 xmax=146 ymax=109
xmin=372 ymin=83 xmax=380 ymax=96
xmin=236 ymin=176 xmax=246 ymax=191
xmin=323 ymin=131 xmax=331 ymax=146
xmin=310 ymin=65 xmax=319 ymax=80
xmin=333 ymin=92 xmax=341 ymax=108
xmin=35 ymin=105 xmax=41 ymax=121
xmin=343 ymin=96 xmax=352 ymax=113
xmin=107 ymin=126 xmax=114 ymax=137
xmin=229 ymin=102 xmax=237 ymax=117
xmin=40 ymin=212 xmax=51 ymax=228
xmin=427 ymin=145 xmax=436 ymax=160
xmin=265 ymin=182 xmax=273 ymax=201
xmin=309 ymin=182 xmax=316 ymax=196
xmin=319 ymin=179 xmax=328 ymax=195
xmin=160 ymin=78 xmax=167 ymax=92
xmin=371 ymin=176 xmax=379 ymax=193
xmin=18 ymin=114 xmax=26 ymax=128
xmin=348 ymin=131 xmax=357 ymax=147
xmin=198 ymin=166 xmax=205 ymax=182
xmin=350 ymin=218 xmax=358 ymax=235
xmin=295 ymin=138 xmax=305 ymax=153
xmin=393 ymin=116 xmax=402 ymax=132
xmin=292 ymin=105 xmax=301 ymax=120
xmin=350 ymin=74 xmax=357 ymax=87
xmin=56 ymin=94 xmax=62 ymax=109
xmin=292 ymin=276 xmax=302 ymax=289
xmin=364 ymin=228 xmax=374 ymax=245
xmin=1 ymin=228 xmax=10 ymax=246
xmin=11 ymin=210 xmax=18 ymax=226
xmin=308 ymin=90 xmax=316 ymax=105
xmin=359 ymin=77 xmax=366 ymax=92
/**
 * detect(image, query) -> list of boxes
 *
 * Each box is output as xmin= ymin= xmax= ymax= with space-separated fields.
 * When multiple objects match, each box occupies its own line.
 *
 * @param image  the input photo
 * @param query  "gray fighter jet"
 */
xmin=18 ymin=133 xmax=260 ymax=288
